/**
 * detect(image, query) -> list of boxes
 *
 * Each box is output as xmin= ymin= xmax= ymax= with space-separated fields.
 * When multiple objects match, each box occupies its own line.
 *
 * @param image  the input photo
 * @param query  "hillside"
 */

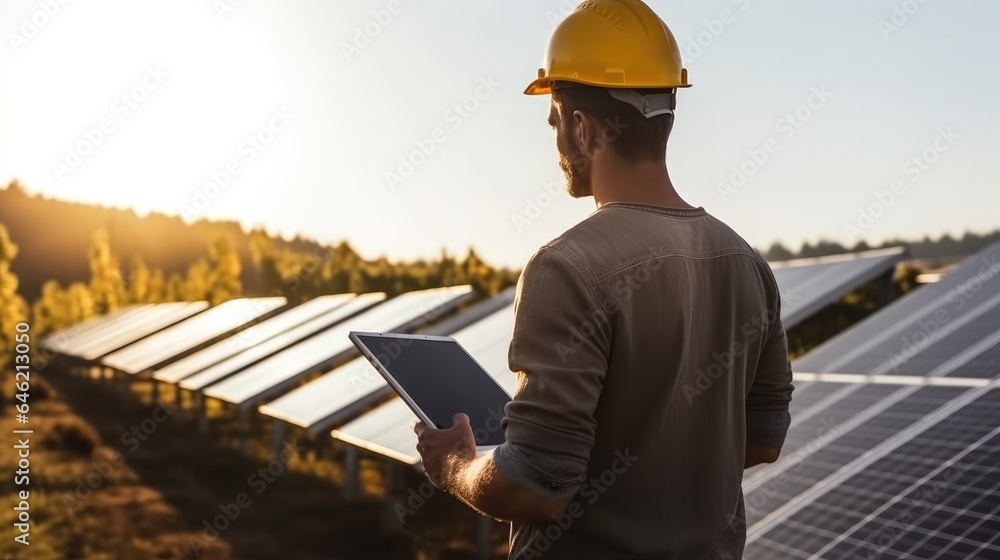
xmin=2 ymin=181 xmax=359 ymax=301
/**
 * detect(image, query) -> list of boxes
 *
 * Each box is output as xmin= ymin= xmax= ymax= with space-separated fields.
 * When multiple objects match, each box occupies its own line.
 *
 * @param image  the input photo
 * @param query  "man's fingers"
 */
xmin=412 ymin=420 xmax=427 ymax=437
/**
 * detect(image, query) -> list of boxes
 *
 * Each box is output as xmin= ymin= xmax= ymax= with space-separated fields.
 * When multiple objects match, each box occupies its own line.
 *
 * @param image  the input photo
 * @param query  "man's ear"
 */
xmin=572 ymin=110 xmax=597 ymax=155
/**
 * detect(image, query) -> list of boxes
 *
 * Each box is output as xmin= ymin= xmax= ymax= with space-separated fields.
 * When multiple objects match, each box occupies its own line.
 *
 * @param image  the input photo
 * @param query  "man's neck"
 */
xmin=592 ymin=161 xmax=694 ymax=210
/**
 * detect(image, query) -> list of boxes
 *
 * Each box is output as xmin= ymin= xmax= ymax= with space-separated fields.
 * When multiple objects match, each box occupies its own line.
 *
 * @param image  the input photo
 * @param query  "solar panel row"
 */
xmin=102 ymin=297 xmax=286 ymax=374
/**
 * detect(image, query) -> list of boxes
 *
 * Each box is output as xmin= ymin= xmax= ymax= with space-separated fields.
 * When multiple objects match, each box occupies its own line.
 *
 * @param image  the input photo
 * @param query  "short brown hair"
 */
xmin=551 ymin=84 xmax=674 ymax=162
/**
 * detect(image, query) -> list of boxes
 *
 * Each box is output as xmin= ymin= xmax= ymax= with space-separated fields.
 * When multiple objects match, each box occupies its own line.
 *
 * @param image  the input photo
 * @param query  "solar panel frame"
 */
xmin=101 ymin=297 xmax=287 ymax=374
xmin=74 ymin=302 xmax=211 ymax=361
xmin=178 ymin=293 xmax=386 ymax=391
xmin=203 ymin=285 xmax=475 ymax=409
xmin=794 ymin=241 xmax=1000 ymax=374
xmin=153 ymin=294 xmax=357 ymax=384
xmin=39 ymin=304 xmax=152 ymax=353
xmin=50 ymin=303 xmax=187 ymax=357
xmin=770 ymin=246 xmax=906 ymax=329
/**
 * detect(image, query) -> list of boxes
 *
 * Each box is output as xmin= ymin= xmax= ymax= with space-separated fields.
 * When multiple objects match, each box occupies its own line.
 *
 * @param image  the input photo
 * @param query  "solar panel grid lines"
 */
xmin=794 ymin=393 xmax=1000 ymax=559
xmin=39 ymin=303 xmax=152 ymax=353
xmin=742 ymin=386 xmax=966 ymax=529
xmin=178 ymin=292 xmax=386 ymax=391
xmin=203 ymin=286 xmax=474 ymax=408
xmin=101 ymin=297 xmax=287 ymax=374
xmin=54 ymin=303 xmax=189 ymax=356
xmin=153 ymin=294 xmax=357 ymax=384
xmin=75 ymin=301 xmax=211 ymax=361
xmin=879 ymin=290 xmax=1000 ymax=377
xmin=743 ymin=384 xmax=909 ymax=492
xmin=745 ymin=385 xmax=992 ymax=544
xmin=795 ymin=242 xmax=1000 ymax=374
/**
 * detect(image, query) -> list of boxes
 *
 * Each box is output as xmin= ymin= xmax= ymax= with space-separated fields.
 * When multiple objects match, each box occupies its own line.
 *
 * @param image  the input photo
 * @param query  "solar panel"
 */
xmin=259 ymin=294 xmax=515 ymax=434
xmin=745 ymin=389 xmax=1000 ymax=559
xmin=740 ymin=244 xmax=1000 ymax=558
xmin=331 ymin=398 xmax=423 ymax=465
xmin=178 ymin=293 xmax=385 ymax=391
xmin=153 ymin=294 xmax=356 ymax=384
xmin=40 ymin=304 xmax=153 ymax=353
xmin=332 ymin=302 xmax=516 ymax=464
xmin=101 ymin=297 xmax=286 ymax=374
xmin=203 ymin=285 xmax=473 ymax=408
xmin=795 ymin=242 xmax=1000 ymax=375
xmin=49 ymin=303 xmax=184 ymax=357
xmin=73 ymin=302 xmax=211 ymax=361
xmin=769 ymin=247 xmax=905 ymax=329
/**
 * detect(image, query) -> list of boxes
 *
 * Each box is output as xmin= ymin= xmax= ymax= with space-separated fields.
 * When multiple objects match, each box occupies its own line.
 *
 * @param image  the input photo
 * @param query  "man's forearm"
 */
xmin=440 ymin=453 xmax=569 ymax=523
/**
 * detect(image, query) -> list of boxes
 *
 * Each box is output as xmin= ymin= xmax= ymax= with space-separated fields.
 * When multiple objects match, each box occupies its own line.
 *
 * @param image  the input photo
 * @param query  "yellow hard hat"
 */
xmin=525 ymin=0 xmax=691 ymax=96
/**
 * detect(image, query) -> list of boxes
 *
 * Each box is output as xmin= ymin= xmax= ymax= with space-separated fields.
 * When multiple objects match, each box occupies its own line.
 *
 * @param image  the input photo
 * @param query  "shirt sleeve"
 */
xmin=746 ymin=273 xmax=794 ymax=449
xmin=492 ymin=245 xmax=610 ymax=500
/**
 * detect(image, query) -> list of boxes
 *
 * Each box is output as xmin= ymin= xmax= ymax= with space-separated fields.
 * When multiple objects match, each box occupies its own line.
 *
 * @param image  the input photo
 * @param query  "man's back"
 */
xmin=495 ymin=202 xmax=794 ymax=559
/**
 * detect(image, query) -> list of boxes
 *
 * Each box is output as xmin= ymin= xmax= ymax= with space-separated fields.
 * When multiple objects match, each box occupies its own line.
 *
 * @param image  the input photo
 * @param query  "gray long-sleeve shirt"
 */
xmin=491 ymin=202 xmax=794 ymax=559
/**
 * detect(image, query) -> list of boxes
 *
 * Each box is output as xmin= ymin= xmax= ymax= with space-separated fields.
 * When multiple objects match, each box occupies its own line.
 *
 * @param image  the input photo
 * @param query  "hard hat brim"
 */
xmin=524 ymin=76 xmax=692 ymax=96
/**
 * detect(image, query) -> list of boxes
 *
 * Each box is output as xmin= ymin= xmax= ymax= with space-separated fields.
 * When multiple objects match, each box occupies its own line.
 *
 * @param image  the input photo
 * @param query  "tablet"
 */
xmin=348 ymin=331 xmax=511 ymax=448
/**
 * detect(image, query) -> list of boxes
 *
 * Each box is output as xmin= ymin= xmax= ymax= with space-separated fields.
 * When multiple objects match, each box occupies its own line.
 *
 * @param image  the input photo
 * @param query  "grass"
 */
xmin=0 ymin=363 xmax=442 ymax=560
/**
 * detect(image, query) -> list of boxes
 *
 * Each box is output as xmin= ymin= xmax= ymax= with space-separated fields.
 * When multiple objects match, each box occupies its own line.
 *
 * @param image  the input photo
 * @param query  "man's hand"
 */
xmin=745 ymin=445 xmax=781 ymax=468
xmin=413 ymin=413 xmax=477 ymax=488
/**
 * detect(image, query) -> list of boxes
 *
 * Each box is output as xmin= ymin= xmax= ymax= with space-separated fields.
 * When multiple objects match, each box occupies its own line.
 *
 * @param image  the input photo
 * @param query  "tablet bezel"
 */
xmin=348 ymin=331 xmax=512 ymax=442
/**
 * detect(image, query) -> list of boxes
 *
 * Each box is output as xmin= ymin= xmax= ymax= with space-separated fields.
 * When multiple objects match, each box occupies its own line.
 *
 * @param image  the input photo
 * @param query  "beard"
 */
xmin=558 ymin=135 xmax=593 ymax=198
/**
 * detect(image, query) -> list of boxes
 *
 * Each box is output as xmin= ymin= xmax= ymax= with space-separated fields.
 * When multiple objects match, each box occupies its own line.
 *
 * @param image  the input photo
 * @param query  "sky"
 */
xmin=1 ymin=0 xmax=998 ymax=268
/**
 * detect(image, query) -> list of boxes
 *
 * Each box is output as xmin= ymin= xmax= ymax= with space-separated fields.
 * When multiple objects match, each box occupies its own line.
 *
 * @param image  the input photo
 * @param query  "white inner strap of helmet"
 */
xmin=606 ymin=88 xmax=676 ymax=118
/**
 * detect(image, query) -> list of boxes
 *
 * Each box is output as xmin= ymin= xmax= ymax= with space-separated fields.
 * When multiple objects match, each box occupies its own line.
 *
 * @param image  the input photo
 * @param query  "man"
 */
xmin=413 ymin=1 xmax=794 ymax=557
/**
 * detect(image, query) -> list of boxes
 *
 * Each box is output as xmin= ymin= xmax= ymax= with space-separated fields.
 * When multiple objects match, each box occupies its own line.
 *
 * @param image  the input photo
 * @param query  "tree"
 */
xmin=0 ymin=224 xmax=28 ymax=367
xmin=763 ymin=242 xmax=794 ymax=262
xmin=249 ymin=230 xmax=282 ymax=295
xmin=183 ymin=260 xmax=210 ymax=301
xmin=207 ymin=236 xmax=242 ymax=305
xmin=88 ymin=228 xmax=125 ymax=314
xmin=126 ymin=257 xmax=151 ymax=304
xmin=165 ymin=273 xmax=185 ymax=302
xmin=147 ymin=268 xmax=165 ymax=303
xmin=31 ymin=281 xmax=67 ymax=335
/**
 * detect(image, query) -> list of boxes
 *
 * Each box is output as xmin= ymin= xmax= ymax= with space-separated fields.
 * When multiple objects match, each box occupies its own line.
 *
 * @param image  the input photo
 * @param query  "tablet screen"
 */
xmin=352 ymin=334 xmax=510 ymax=446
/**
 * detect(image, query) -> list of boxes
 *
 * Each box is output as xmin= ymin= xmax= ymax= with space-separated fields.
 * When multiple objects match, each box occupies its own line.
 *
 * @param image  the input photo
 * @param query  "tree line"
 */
xmin=0 ymin=222 xmax=518 ymax=366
